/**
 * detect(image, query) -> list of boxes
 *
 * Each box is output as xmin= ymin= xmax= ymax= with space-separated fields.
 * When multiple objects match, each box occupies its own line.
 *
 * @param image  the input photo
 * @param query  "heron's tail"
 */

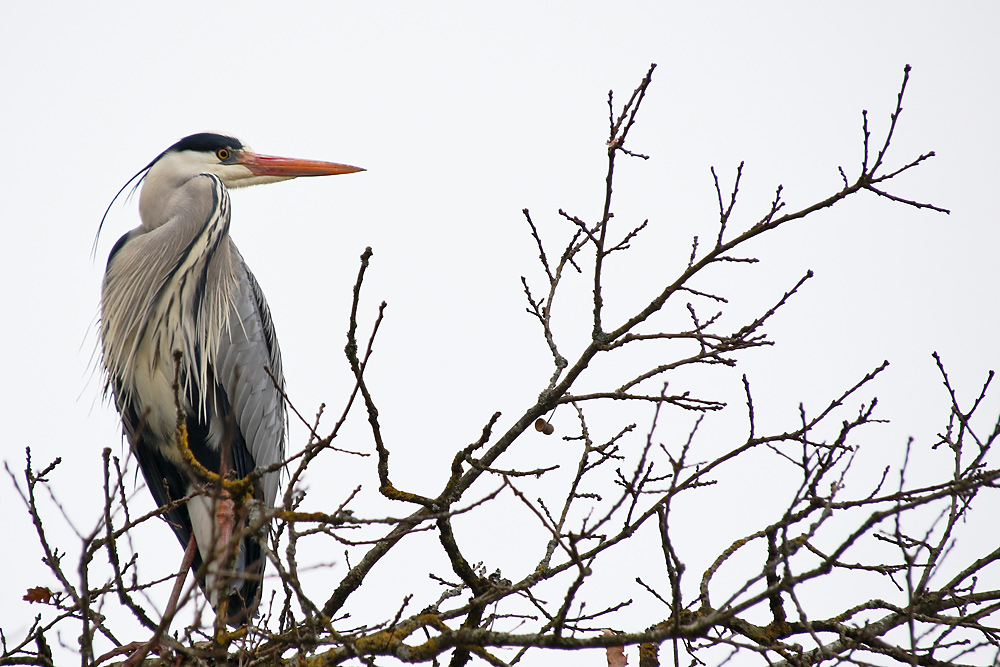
xmin=185 ymin=498 xmax=267 ymax=627
xmin=220 ymin=534 xmax=265 ymax=627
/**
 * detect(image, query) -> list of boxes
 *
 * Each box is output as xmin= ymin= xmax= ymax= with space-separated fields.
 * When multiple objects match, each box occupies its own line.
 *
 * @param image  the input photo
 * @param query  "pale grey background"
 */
xmin=1 ymin=3 xmax=997 ymax=664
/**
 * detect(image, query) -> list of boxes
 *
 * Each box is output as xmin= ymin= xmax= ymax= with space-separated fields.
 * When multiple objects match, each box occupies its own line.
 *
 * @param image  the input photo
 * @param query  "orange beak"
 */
xmin=240 ymin=152 xmax=364 ymax=177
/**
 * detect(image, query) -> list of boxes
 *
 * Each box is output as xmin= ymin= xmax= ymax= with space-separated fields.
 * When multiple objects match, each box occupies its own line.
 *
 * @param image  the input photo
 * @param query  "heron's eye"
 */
xmin=216 ymin=148 xmax=230 ymax=161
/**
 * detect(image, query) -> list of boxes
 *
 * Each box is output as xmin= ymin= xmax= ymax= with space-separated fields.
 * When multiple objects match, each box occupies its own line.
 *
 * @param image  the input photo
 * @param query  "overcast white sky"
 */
xmin=2 ymin=3 xmax=998 ymax=665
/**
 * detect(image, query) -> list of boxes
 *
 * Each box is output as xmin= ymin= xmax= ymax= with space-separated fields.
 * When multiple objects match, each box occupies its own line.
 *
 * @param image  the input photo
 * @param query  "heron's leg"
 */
xmin=209 ymin=494 xmax=237 ymax=630
xmin=215 ymin=495 xmax=235 ymax=561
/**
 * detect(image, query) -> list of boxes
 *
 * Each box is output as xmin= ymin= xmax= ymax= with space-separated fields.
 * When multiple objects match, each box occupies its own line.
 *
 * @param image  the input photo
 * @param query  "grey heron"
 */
xmin=99 ymin=133 xmax=362 ymax=625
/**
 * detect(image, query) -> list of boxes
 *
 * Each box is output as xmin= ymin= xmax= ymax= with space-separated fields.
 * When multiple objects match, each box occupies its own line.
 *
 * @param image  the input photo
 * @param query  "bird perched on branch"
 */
xmin=99 ymin=133 xmax=362 ymax=625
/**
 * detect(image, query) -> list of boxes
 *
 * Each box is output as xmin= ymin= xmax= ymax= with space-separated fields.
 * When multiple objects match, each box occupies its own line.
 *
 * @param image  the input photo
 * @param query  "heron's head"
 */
xmin=148 ymin=133 xmax=364 ymax=190
xmin=123 ymin=133 xmax=364 ymax=232
xmin=95 ymin=133 xmax=362 ymax=252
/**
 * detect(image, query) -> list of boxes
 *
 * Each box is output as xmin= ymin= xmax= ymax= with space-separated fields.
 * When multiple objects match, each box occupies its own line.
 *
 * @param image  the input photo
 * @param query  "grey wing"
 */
xmin=215 ymin=242 xmax=287 ymax=506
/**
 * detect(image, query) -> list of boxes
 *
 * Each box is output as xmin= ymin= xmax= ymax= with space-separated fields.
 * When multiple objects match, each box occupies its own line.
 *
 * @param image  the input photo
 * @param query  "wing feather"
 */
xmin=215 ymin=242 xmax=286 ymax=507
